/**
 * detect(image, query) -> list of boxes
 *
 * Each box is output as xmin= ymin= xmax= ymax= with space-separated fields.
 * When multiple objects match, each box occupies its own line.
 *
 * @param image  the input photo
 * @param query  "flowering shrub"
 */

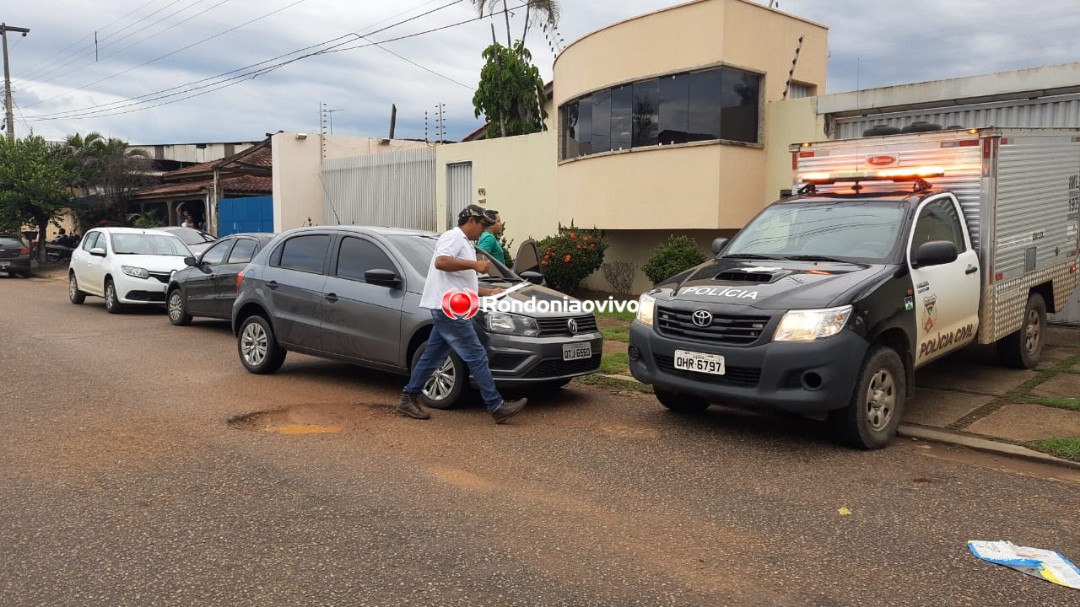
xmin=537 ymin=221 xmax=607 ymax=293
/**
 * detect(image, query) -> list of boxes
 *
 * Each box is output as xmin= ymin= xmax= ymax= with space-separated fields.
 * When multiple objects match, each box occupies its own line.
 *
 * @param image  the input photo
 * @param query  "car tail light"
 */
xmin=19 ymin=247 xmax=29 ymax=255
xmin=236 ymin=271 xmax=244 ymax=292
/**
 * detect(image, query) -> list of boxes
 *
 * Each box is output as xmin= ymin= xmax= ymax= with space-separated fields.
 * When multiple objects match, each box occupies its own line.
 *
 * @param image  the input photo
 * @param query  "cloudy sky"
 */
xmin=5 ymin=0 xmax=1079 ymax=145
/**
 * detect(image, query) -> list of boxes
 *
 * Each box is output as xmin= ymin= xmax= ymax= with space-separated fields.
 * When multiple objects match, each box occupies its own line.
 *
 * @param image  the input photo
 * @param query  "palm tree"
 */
xmin=472 ymin=0 xmax=560 ymax=46
xmin=64 ymin=132 xmax=150 ymax=223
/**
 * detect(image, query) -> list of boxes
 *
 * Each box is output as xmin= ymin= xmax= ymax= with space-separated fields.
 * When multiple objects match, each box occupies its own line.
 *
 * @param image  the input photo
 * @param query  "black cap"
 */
xmin=458 ymin=204 xmax=495 ymax=226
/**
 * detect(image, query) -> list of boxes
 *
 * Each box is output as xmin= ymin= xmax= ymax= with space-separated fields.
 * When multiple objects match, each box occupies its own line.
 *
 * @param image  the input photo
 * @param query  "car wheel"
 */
xmin=997 ymin=292 xmax=1046 ymax=369
xmin=167 ymin=288 xmax=193 ymax=326
xmin=68 ymin=274 xmax=86 ymax=304
xmin=20 ymin=271 xmax=32 ymax=278
xmin=104 ymin=278 xmax=123 ymax=314
xmin=655 ymin=387 xmax=710 ymax=413
xmin=238 ymin=315 xmax=286 ymax=374
xmin=412 ymin=342 xmax=466 ymax=409
xmin=829 ymin=345 xmax=905 ymax=450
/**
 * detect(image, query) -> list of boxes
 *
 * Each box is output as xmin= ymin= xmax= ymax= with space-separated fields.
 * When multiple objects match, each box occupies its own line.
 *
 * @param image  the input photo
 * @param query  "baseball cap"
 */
xmin=458 ymin=204 xmax=495 ymax=226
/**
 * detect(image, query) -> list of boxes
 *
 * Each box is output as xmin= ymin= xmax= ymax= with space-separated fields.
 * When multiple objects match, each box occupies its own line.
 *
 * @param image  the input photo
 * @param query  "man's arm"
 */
xmin=434 ymin=255 xmax=489 ymax=273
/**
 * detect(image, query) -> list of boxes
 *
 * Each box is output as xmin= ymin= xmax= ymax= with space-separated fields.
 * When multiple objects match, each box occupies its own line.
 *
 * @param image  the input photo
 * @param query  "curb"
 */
xmin=595 ymin=374 xmax=1080 ymax=470
xmin=897 ymin=424 xmax=1080 ymax=470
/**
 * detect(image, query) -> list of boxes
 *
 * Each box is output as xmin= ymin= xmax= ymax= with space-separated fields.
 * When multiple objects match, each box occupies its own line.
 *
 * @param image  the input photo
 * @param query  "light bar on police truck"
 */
xmin=798 ymin=166 xmax=945 ymax=184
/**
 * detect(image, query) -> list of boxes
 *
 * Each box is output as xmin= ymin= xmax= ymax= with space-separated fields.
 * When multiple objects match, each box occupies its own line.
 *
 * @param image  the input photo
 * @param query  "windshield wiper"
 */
xmin=478 ymin=275 xmax=522 ymax=282
xmin=723 ymin=253 xmax=784 ymax=260
xmin=783 ymin=254 xmax=851 ymax=263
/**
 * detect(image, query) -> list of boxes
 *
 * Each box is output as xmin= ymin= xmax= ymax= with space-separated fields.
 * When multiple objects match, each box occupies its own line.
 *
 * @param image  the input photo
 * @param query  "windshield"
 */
xmin=725 ymin=199 xmax=906 ymax=261
xmin=164 ymin=227 xmax=213 ymax=245
xmin=111 ymin=233 xmax=191 ymax=256
xmin=386 ymin=234 xmax=520 ymax=281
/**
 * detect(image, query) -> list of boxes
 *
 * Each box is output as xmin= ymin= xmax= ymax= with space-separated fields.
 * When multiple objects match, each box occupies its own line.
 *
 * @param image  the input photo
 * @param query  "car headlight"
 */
xmin=485 ymin=312 xmax=540 ymax=337
xmin=121 ymin=265 xmax=150 ymax=279
xmin=773 ymin=305 xmax=853 ymax=342
xmin=636 ymin=293 xmax=656 ymax=327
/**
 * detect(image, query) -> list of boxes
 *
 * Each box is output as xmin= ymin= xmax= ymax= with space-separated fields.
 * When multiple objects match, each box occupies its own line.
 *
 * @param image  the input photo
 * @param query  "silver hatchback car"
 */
xmin=231 ymin=226 xmax=603 ymax=408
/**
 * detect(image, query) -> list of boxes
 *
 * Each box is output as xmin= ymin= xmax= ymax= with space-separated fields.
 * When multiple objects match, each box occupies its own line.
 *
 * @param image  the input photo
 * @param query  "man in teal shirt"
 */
xmin=476 ymin=208 xmax=507 ymax=265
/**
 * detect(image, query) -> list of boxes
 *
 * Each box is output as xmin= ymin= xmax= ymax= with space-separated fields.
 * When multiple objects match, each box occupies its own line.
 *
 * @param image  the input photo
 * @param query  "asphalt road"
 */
xmin=1 ymin=274 xmax=1078 ymax=607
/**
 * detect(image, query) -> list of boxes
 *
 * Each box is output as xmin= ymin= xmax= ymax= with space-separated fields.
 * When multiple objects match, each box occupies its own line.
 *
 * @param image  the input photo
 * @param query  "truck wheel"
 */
xmin=412 ymin=343 xmax=466 ymax=410
xmin=655 ymin=388 xmax=710 ymax=414
xmin=830 ymin=345 xmax=905 ymax=450
xmin=996 ymin=292 xmax=1046 ymax=369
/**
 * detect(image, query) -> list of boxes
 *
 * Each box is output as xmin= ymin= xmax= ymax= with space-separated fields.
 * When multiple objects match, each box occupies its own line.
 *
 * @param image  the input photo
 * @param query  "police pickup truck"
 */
xmin=629 ymin=128 xmax=1080 ymax=449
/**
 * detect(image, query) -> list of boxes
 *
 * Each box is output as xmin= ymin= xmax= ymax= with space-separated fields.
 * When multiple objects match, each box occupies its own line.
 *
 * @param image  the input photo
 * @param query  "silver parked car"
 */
xmin=231 ymin=226 xmax=603 ymax=408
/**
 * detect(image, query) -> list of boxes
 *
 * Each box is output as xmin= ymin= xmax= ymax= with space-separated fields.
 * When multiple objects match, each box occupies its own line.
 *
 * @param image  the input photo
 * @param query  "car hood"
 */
xmin=661 ymin=258 xmax=893 ymax=311
xmin=482 ymin=281 xmax=594 ymax=317
xmin=112 ymin=254 xmax=191 ymax=272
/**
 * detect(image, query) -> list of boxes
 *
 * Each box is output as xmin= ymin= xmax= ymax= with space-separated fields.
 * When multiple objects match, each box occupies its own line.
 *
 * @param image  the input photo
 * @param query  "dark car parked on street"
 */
xmin=0 ymin=234 xmax=32 ymax=278
xmin=166 ymin=232 xmax=275 ymax=325
xmin=231 ymin=226 xmax=603 ymax=408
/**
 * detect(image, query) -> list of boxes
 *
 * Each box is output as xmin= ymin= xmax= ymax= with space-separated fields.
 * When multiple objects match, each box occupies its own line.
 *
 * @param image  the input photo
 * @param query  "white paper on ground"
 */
xmin=968 ymin=540 xmax=1080 ymax=589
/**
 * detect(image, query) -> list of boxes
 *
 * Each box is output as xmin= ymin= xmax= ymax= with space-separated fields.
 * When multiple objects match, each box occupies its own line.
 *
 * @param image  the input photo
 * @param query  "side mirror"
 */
xmin=914 ymin=240 xmax=958 ymax=268
xmin=520 ymin=270 xmax=544 ymax=285
xmin=90 ymin=247 xmax=106 ymax=257
xmin=365 ymin=268 xmax=401 ymax=288
xmin=711 ymin=237 xmax=729 ymax=256
xmin=184 ymin=256 xmax=198 ymax=267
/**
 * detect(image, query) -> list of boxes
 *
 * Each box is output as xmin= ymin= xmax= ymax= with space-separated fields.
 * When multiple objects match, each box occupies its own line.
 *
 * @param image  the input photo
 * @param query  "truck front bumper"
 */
xmin=628 ymin=321 xmax=869 ymax=413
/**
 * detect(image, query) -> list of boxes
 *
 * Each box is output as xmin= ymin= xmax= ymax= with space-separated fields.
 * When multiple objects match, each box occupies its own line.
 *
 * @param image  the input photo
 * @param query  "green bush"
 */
xmin=642 ymin=235 xmax=707 ymax=286
xmin=538 ymin=221 xmax=607 ymax=293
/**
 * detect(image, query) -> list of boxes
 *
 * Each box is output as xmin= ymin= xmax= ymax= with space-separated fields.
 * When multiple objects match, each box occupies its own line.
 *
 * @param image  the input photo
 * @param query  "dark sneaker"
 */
xmin=396 ymin=392 xmax=430 ymax=420
xmin=491 ymin=398 xmax=527 ymax=424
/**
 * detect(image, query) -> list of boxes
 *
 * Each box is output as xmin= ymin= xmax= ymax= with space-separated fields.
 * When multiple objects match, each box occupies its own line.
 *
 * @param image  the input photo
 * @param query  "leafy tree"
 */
xmin=63 ymin=132 xmax=152 ymax=224
xmin=473 ymin=41 xmax=548 ymax=138
xmin=0 ymin=136 xmax=73 ymax=259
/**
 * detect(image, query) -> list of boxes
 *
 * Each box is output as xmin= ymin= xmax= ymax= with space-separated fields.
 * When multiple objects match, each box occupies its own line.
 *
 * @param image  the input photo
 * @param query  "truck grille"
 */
xmin=536 ymin=315 xmax=598 ymax=337
xmin=654 ymin=354 xmax=761 ymax=387
xmin=656 ymin=307 xmax=770 ymax=344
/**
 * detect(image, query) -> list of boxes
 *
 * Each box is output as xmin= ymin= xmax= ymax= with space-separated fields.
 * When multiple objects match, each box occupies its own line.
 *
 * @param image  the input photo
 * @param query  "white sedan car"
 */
xmin=68 ymin=227 xmax=193 ymax=313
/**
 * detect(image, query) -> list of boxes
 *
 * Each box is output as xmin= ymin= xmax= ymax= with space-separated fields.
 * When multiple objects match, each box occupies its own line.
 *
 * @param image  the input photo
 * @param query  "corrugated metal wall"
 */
xmin=323 ymin=147 xmax=436 ymax=231
xmin=445 ymin=162 xmax=473 ymax=228
xmin=834 ymin=93 xmax=1080 ymax=139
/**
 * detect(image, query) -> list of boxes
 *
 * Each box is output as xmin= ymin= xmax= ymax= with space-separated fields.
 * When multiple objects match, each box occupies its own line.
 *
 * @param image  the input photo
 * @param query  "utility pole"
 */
xmin=1 ymin=23 xmax=30 ymax=142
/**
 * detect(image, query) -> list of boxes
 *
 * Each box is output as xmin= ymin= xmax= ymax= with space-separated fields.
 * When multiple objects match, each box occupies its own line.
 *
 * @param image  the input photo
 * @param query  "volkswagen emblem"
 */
xmin=567 ymin=318 xmax=578 ymax=334
xmin=691 ymin=310 xmax=713 ymax=327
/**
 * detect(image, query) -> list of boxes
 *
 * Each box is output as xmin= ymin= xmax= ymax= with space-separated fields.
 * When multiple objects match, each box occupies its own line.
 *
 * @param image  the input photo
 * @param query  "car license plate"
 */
xmin=562 ymin=342 xmax=592 ymax=361
xmin=0 ymin=261 xmax=9 ymax=268
xmin=674 ymin=350 xmax=726 ymax=375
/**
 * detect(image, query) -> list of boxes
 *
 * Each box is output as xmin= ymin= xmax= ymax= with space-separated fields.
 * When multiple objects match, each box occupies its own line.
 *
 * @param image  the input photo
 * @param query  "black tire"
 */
xmin=655 ymin=387 xmax=710 ymax=413
xmin=830 ymin=345 xmax=905 ymax=450
xmin=411 ymin=342 xmax=466 ymax=410
xmin=20 ymin=271 xmax=32 ymax=278
xmin=68 ymin=274 xmax=85 ymax=304
xmin=104 ymin=278 xmax=123 ymax=314
xmin=237 ymin=315 xmax=286 ymax=374
xmin=996 ymin=292 xmax=1046 ymax=369
xmin=167 ymin=288 xmax=193 ymax=326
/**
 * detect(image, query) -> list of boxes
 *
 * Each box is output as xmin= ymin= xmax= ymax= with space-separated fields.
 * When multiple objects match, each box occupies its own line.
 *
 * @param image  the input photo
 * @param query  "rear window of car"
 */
xmin=276 ymin=234 xmax=330 ymax=274
xmin=0 ymin=237 xmax=22 ymax=248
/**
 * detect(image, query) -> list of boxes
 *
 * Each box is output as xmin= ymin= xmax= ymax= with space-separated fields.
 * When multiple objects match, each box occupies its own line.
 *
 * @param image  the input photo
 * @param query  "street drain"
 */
xmin=229 ymin=402 xmax=385 ymax=434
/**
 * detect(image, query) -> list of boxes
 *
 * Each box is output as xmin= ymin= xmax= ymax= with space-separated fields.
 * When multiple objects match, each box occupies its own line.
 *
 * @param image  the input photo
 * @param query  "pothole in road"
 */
xmin=229 ymin=402 xmax=389 ymax=434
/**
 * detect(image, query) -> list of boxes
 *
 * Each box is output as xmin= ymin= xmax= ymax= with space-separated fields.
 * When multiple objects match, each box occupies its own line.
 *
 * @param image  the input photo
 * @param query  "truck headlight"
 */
xmin=485 ymin=312 xmax=539 ymax=337
xmin=121 ymin=265 xmax=150 ymax=279
xmin=636 ymin=293 xmax=656 ymax=327
xmin=773 ymin=305 xmax=853 ymax=342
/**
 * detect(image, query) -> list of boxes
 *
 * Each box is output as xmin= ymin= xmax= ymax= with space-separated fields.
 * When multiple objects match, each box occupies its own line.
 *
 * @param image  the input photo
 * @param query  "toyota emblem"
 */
xmin=691 ymin=310 xmax=712 ymax=327
xmin=567 ymin=318 xmax=578 ymax=334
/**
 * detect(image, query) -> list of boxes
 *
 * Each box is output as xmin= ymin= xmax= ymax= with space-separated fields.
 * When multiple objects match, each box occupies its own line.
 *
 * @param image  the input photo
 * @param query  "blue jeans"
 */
xmin=404 ymin=310 xmax=503 ymax=412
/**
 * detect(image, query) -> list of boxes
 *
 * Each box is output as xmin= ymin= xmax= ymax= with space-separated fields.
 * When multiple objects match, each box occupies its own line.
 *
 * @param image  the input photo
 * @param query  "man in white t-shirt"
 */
xmin=397 ymin=204 xmax=527 ymax=423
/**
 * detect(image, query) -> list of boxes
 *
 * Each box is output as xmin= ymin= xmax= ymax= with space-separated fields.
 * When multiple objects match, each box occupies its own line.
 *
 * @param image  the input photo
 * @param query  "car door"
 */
xmin=264 ymin=233 xmax=331 ymax=351
xmin=908 ymin=194 xmax=981 ymax=365
xmin=211 ymin=237 xmax=260 ymax=317
xmin=184 ymin=238 xmax=233 ymax=316
xmin=79 ymin=231 xmax=107 ymax=296
xmin=320 ymin=235 xmax=406 ymax=365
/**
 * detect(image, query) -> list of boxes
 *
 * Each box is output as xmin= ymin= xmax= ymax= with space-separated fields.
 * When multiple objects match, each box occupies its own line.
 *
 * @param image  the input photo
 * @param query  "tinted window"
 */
xmin=227 ymin=238 xmax=258 ymax=264
xmin=200 ymin=239 xmax=232 ymax=265
xmin=631 ymin=79 xmax=659 ymax=147
xmin=386 ymin=235 xmax=438 ymax=277
xmin=609 ymin=85 xmax=633 ymax=151
xmin=912 ymin=199 xmax=967 ymax=252
xmin=659 ymin=73 xmax=690 ymax=145
xmin=688 ymin=69 xmax=722 ymax=141
xmin=720 ymin=68 xmax=760 ymax=143
xmin=278 ymin=234 xmax=330 ymax=274
xmin=591 ymin=91 xmax=611 ymax=154
xmin=336 ymin=237 xmax=396 ymax=283
xmin=0 ymin=237 xmax=22 ymax=248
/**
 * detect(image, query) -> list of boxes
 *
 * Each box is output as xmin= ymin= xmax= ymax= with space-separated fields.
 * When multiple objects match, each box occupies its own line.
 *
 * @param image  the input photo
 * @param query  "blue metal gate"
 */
xmin=218 ymin=195 xmax=273 ymax=236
